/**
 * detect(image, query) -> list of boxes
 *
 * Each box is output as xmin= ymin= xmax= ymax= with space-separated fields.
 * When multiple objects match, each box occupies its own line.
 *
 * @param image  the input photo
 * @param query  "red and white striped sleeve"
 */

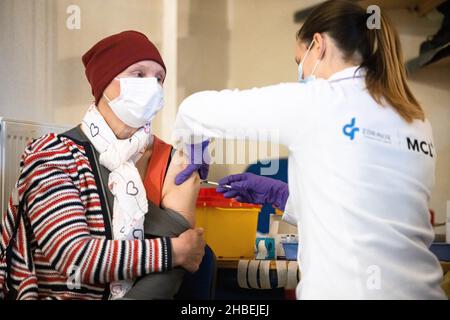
xmin=21 ymin=136 xmax=172 ymax=284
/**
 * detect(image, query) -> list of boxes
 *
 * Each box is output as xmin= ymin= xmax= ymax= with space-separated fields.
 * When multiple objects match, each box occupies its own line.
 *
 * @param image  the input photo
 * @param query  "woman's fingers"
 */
xmin=217 ymin=174 xmax=257 ymax=203
xmin=174 ymin=228 xmax=206 ymax=273
xmin=217 ymin=180 xmax=249 ymax=200
xmin=229 ymin=181 xmax=247 ymax=191
xmin=216 ymin=186 xmax=230 ymax=193
xmin=218 ymin=173 xmax=246 ymax=186
xmin=198 ymin=164 xmax=209 ymax=180
xmin=222 ymin=190 xmax=239 ymax=198
xmin=175 ymin=164 xmax=199 ymax=185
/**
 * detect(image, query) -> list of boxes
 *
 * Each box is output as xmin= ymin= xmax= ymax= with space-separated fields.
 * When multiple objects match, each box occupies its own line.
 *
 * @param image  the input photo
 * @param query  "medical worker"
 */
xmin=174 ymin=0 xmax=446 ymax=299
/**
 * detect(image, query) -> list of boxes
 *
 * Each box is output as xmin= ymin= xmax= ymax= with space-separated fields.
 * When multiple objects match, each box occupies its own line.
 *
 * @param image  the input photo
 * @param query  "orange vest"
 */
xmin=143 ymin=136 xmax=173 ymax=206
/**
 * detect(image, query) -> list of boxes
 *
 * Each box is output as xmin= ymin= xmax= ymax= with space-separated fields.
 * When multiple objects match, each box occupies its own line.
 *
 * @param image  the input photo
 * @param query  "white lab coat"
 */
xmin=173 ymin=66 xmax=446 ymax=299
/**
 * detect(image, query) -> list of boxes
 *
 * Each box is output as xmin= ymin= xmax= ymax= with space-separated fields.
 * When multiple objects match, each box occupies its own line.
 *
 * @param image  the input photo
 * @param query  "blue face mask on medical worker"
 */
xmin=298 ymin=40 xmax=322 ymax=83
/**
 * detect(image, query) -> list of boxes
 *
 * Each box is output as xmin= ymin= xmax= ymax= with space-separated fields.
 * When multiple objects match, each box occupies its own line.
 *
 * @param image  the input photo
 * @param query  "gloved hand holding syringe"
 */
xmin=212 ymin=173 xmax=289 ymax=211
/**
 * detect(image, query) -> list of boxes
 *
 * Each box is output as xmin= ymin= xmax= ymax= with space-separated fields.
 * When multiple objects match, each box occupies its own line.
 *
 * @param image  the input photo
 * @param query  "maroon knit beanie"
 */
xmin=82 ymin=30 xmax=166 ymax=105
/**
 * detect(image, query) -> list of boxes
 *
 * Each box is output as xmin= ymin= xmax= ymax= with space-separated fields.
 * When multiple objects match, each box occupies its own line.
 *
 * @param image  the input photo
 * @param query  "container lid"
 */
xmin=196 ymin=187 xmax=262 ymax=209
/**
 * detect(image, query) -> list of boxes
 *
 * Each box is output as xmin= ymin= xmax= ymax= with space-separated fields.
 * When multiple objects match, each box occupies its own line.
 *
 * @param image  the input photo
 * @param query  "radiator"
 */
xmin=0 ymin=118 xmax=70 ymax=218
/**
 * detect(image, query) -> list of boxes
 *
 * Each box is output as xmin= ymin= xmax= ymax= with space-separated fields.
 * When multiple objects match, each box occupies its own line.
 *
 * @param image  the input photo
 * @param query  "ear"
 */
xmin=313 ymin=33 xmax=326 ymax=58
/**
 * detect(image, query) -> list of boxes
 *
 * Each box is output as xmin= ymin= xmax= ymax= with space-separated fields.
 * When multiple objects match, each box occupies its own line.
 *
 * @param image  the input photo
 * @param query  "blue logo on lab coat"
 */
xmin=343 ymin=117 xmax=360 ymax=140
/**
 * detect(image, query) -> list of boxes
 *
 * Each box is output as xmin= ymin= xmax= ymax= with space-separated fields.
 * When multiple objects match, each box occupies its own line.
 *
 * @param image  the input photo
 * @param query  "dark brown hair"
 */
xmin=297 ymin=0 xmax=424 ymax=122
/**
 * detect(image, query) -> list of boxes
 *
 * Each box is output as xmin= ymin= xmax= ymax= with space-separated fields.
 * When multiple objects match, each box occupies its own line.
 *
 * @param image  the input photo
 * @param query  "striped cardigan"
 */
xmin=0 ymin=133 xmax=172 ymax=300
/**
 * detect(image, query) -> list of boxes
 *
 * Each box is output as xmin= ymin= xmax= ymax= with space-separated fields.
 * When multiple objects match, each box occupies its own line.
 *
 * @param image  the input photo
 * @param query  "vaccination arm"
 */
xmin=173 ymin=83 xmax=318 ymax=210
xmin=160 ymin=148 xmax=201 ymax=227
xmin=173 ymin=82 xmax=317 ymax=147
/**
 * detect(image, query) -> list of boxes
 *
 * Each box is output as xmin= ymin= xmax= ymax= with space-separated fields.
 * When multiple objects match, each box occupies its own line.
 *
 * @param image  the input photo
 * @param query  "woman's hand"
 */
xmin=217 ymin=172 xmax=289 ymax=211
xmin=175 ymin=140 xmax=210 ymax=185
xmin=171 ymin=228 xmax=205 ymax=273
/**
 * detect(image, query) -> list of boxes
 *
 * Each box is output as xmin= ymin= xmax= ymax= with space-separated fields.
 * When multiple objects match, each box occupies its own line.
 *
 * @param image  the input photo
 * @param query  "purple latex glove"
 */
xmin=175 ymin=140 xmax=210 ymax=185
xmin=216 ymin=172 xmax=289 ymax=211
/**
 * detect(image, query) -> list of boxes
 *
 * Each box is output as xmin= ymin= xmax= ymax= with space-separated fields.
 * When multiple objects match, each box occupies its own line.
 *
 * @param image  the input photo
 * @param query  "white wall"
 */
xmin=0 ymin=0 xmax=54 ymax=123
xmin=0 ymin=0 xmax=166 ymax=128
xmin=52 ymin=0 xmax=164 ymax=125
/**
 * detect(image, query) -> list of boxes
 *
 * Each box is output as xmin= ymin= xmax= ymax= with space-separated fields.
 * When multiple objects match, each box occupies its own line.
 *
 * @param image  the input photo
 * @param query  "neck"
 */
xmin=322 ymin=59 xmax=358 ymax=80
xmin=319 ymin=43 xmax=359 ymax=80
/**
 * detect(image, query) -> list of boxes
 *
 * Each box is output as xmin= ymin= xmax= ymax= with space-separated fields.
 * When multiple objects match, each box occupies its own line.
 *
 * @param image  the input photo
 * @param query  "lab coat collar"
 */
xmin=327 ymin=66 xmax=365 ymax=82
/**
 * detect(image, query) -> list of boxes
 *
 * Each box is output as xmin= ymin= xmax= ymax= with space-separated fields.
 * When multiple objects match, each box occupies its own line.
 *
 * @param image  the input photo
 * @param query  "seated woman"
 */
xmin=0 ymin=31 xmax=207 ymax=300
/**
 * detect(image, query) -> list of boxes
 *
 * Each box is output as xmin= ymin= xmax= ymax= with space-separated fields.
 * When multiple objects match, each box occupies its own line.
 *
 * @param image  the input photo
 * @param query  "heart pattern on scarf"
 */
xmin=90 ymin=123 xmax=99 ymax=137
xmin=126 ymin=181 xmax=139 ymax=196
xmin=81 ymin=104 xmax=152 ymax=300
xmin=132 ymin=229 xmax=144 ymax=240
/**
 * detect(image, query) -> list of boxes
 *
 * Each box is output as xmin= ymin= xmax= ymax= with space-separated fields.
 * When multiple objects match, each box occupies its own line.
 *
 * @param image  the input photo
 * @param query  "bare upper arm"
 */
xmin=160 ymin=149 xmax=200 ymax=227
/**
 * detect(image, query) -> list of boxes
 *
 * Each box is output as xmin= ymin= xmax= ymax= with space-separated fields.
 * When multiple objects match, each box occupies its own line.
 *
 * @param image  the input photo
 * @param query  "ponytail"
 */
xmin=297 ymin=0 xmax=424 ymax=123
xmin=362 ymin=13 xmax=424 ymax=122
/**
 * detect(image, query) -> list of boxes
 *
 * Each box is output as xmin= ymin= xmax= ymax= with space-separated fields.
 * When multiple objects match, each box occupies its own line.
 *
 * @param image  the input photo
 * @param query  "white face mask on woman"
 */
xmin=103 ymin=77 xmax=164 ymax=128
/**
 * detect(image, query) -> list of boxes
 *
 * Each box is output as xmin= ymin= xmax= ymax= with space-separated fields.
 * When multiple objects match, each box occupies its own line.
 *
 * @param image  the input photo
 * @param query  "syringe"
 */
xmin=200 ymin=180 xmax=232 ymax=189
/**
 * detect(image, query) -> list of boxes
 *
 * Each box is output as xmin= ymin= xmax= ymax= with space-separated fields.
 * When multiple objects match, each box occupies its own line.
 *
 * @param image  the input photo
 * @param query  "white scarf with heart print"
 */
xmin=81 ymin=104 xmax=153 ymax=299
